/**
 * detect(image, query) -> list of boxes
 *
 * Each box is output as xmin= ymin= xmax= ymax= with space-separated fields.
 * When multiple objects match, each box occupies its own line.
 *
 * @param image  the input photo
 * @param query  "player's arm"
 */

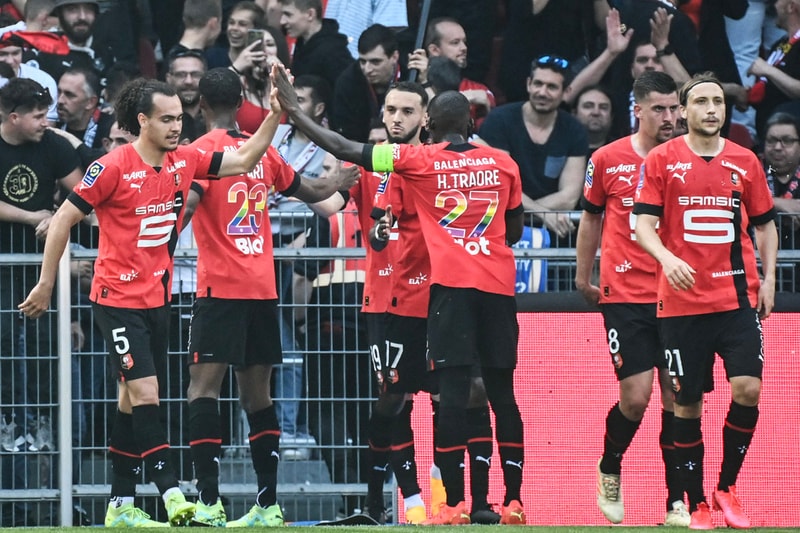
xmin=182 ymin=188 xmax=202 ymax=229
xmin=370 ymin=205 xmax=393 ymax=252
xmin=271 ymin=64 xmax=367 ymax=166
xmin=505 ymin=206 xmax=524 ymax=245
xmin=217 ymin=90 xmax=283 ymax=177
xmin=19 ymin=200 xmax=87 ymax=319
xmin=575 ymin=210 xmax=603 ymax=306
xmin=293 ymin=165 xmax=360 ymax=206
xmin=634 ymin=212 xmax=696 ymax=291
xmin=753 ymin=219 xmax=778 ymax=319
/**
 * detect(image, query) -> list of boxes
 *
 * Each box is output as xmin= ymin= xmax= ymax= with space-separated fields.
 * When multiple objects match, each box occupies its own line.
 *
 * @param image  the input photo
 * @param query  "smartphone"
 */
xmin=247 ymin=29 xmax=265 ymax=47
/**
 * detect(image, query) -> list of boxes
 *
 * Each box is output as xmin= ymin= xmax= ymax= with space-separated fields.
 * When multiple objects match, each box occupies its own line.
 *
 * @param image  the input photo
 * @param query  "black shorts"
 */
xmin=364 ymin=311 xmax=387 ymax=352
xmin=188 ymin=298 xmax=282 ymax=368
xmin=372 ymin=313 xmax=437 ymax=394
xmin=92 ymin=302 xmax=169 ymax=382
xmin=601 ymin=303 xmax=665 ymax=381
xmin=427 ymin=285 xmax=518 ymax=370
xmin=659 ymin=308 xmax=764 ymax=405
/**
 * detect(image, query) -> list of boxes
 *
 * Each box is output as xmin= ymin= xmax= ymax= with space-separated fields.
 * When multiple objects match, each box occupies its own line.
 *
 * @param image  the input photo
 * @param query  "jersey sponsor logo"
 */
xmin=119 ymin=270 xmax=138 ymax=282
xmin=615 ymin=260 xmax=632 ymax=273
xmin=677 ymin=196 xmax=740 ymax=207
xmin=721 ymin=159 xmax=748 ymax=177
xmin=585 ymin=160 xmax=594 ymax=188
xmin=392 ymin=143 xmax=400 ymax=161
xmin=166 ymin=160 xmax=186 ymax=173
xmin=618 ymin=175 xmax=635 ymax=186
xmin=135 ymin=197 xmax=183 ymax=215
xmin=667 ymin=161 xmax=692 ymax=184
xmin=432 ymin=156 xmax=498 ymax=171
xmin=712 ymin=269 xmax=745 ymax=278
xmin=81 ymin=161 xmax=104 ymax=188
xmin=604 ymin=163 xmax=637 ymax=174
xmin=122 ymin=170 xmax=146 ymax=181
xmin=453 ymin=236 xmax=491 ymax=256
xmin=378 ymin=263 xmax=393 ymax=277
xmin=408 ymin=272 xmax=427 ymax=285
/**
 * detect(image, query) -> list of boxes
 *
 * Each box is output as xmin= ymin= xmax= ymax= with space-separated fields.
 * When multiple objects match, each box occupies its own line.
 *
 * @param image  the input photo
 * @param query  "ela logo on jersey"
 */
xmin=81 ymin=161 xmax=105 ymax=188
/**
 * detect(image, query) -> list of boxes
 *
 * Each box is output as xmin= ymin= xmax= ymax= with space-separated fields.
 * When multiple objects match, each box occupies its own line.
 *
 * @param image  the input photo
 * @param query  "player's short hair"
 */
xmin=633 ymin=70 xmax=676 ymax=104
xmin=278 ymin=0 xmax=322 ymax=20
xmin=115 ymin=78 xmax=176 ymax=136
xmin=427 ymin=56 xmax=461 ymax=94
xmin=0 ymin=77 xmax=52 ymax=115
xmin=387 ymin=80 xmax=428 ymax=107
xmin=427 ymin=90 xmax=470 ymax=136
xmin=62 ymin=66 xmax=101 ymax=100
xmin=182 ymin=0 xmax=222 ymax=29
xmin=230 ymin=1 xmax=265 ymax=28
xmin=679 ymin=71 xmax=724 ymax=107
xmin=294 ymin=74 xmax=331 ymax=111
xmin=424 ymin=16 xmax=461 ymax=49
xmin=357 ymin=24 xmax=397 ymax=56
xmin=199 ymin=67 xmax=242 ymax=110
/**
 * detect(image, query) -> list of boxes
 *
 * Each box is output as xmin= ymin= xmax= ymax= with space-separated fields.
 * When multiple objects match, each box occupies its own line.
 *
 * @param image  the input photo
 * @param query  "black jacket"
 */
xmin=290 ymin=19 xmax=354 ymax=92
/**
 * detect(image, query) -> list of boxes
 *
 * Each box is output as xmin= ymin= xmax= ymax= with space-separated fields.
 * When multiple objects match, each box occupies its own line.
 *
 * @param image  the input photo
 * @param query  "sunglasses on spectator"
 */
xmin=9 ymin=87 xmax=50 ymax=114
xmin=536 ymin=55 xmax=569 ymax=70
xmin=169 ymin=49 xmax=206 ymax=61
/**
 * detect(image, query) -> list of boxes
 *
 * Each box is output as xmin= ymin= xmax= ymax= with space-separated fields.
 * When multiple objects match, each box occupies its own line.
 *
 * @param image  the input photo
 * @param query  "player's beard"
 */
xmin=387 ymin=124 xmax=420 ymax=144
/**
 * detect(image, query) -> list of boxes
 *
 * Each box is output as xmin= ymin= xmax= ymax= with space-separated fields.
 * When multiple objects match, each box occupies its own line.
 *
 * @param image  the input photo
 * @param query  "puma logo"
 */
xmin=671 ymin=171 xmax=687 ymax=184
xmin=618 ymin=175 xmax=634 ymax=186
xmin=505 ymin=459 xmax=523 ymax=470
xmin=475 ymin=455 xmax=491 ymax=466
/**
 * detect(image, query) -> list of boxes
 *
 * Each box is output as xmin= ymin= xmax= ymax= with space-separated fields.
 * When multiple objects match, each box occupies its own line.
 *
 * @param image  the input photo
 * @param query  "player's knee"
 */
xmin=731 ymin=376 xmax=761 ymax=407
xmin=620 ymin=392 xmax=651 ymax=421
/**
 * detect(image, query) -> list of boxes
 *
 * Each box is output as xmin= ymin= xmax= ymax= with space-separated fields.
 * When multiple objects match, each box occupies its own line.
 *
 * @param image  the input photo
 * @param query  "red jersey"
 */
xmin=70 ymin=143 xmax=221 ymax=308
xmin=351 ymin=167 xmax=394 ymax=313
xmin=459 ymin=78 xmax=495 ymax=130
xmin=581 ymin=136 xmax=657 ymax=304
xmin=374 ymin=170 xmax=430 ymax=318
xmin=371 ymin=142 xmax=523 ymax=296
xmin=190 ymin=129 xmax=299 ymax=300
xmin=634 ymin=137 xmax=776 ymax=317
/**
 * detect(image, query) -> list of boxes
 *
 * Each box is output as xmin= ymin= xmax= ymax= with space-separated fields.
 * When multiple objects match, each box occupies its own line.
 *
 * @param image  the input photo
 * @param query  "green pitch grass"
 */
xmin=6 ymin=527 xmax=799 ymax=532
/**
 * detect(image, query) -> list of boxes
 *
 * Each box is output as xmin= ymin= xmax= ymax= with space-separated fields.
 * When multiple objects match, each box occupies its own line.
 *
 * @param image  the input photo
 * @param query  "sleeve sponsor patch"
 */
xmin=585 ymin=159 xmax=594 ymax=188
xmin=81 ymin=161 xmax=105 ymax=188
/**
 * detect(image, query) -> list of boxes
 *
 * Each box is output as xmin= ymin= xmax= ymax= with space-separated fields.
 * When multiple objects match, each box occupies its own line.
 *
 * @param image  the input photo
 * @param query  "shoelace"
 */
xmin=128 ymin=507 xmax=154 ymax=521
xmin=602 ymin=476 xmax=620 ymax=501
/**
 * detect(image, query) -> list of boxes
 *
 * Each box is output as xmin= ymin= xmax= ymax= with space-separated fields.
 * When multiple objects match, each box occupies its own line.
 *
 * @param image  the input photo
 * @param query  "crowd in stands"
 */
xmin=1 ymin=0 xmax=800 ymax=526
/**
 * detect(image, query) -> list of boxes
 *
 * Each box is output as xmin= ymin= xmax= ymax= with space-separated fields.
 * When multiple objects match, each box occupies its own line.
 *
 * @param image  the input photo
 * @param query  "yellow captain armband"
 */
xmin=371 ymin=143 xmax=396 ymax=173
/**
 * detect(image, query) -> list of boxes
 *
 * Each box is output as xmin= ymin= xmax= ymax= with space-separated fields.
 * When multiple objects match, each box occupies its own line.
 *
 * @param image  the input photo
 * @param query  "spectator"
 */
xmin=423 ymin=17 xmax=495 ymax=130
xmin=29 ymin=0 xmax=137 ymax=83
xmin=763 ymin=112 xmax=800 ymax=287
xmin=500 ymin=0 xmax=600 ymax=103
xmin=101 ymin=120 xmax=136 ymax=152
xmin=726 ymin=0 xmax=787 ymax=138
xmin=279 ymin=0 xmax=353 ymax=91
xmin=235 ymin=25 xmax=289 ymax=134
xmin=0 ymin=0 xmax=55 ymax=33
xmin=0 ymin=42 xmax=58 ymax=123
xmin=572 ymin=85 xmax=615 ymax=157
xmin=480 ymin=56 xmax=588 ymax=239
xmin=0 ymin=77 xmax=81 ymax=526
xmin=747 ymin=0 xmax=800 ymax=139
xmin=324 ymin=0 xmax=407 ymax=59
xmin=269 ymin=73 xmax=332 ymax=461
xmin=56 ymin=66 xmax=112 ymax=150
xmin=165 ymin=49 xmax=208 ymax=141
xmin=330 ymin=23 xmax=399 ymax=142
xmin=169 ymin=0 xmax=223 ymax=57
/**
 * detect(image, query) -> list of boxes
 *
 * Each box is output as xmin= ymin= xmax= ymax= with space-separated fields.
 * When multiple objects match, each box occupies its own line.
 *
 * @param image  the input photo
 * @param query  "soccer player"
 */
xmin=19 ymin=77 xmax=285 ymax=527
xmin=634 ymin=72 xmax=778 ymax=530
xmin=368 ymin=82 xmax=499 ymax=525
xmin=575 ymin=71 xmax=689 ymax=526
xmin=182 ymin=67 xmax=357 ymax=527
xmin=271 ymin=63 xmax=527 ymax=525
